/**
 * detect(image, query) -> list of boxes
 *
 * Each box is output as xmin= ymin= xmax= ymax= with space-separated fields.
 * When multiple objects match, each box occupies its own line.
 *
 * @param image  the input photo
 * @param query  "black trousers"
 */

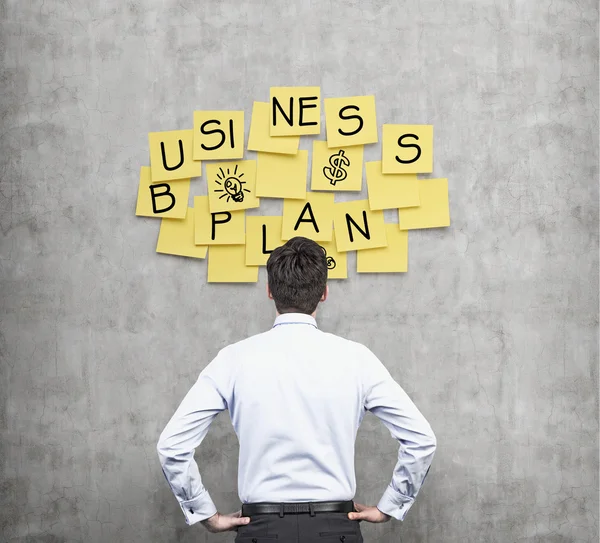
xmin=235 ymin=500 xmax=364 ymax=543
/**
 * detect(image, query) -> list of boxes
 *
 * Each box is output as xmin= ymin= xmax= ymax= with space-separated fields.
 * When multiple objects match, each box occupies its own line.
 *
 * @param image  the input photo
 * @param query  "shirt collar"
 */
xmin=272 ymin=313 xmax=318 ymax=329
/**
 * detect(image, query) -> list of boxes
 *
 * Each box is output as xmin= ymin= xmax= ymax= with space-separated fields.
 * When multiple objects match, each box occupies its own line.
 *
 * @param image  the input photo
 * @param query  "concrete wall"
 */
xmin=1 ymin=1 xmax=597 ymax=541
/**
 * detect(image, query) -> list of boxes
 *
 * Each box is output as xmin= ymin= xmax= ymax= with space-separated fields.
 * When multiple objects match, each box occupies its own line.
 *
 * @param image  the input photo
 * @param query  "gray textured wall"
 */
xmin=1 ymin=1 xmax=598 ymax=542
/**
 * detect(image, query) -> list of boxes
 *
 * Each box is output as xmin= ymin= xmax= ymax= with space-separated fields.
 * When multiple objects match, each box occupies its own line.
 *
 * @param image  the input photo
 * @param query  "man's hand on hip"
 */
xmin=348 ymin=501 xmax=392 ymax=523
xmin=201 ymin=510 xmax=251 ymax=533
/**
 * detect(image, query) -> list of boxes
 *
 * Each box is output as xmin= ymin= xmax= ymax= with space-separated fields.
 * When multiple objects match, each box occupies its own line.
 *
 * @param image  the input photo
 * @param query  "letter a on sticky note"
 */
xmin=156 ymin=207 xmax=208 ymax=259
xmin=398 ymin=178 xmax=450 ymax=230
xmin=194 ymin=196 xmax=245 ymax=245
xmin=324 ymin=95 xmax=378 ymax=148
xmin=357 ymin=224 xmax=408 ymax=273
xmin=148 ymin=129 xmax=201 ymax=182
xmin=247 ymin=101 xmax=300 ymax=155
xmin=208 ymin=245 xmax=258 ymax=283
xmin=332 ymin=199 xmax=387 ymax=252
xmin=246 ymin=216 xmax=284 ymax=266
xmin=382 ymin=124 xmax=433 ymax=174
xmin=318 ymin=231 xmax=348 ymax=279
xmin=193 ymin=111 xmax=244 ymax=160
xmin=270 ymin=87 xmax=321 ymax=136
xmin=255 ymin=151 xmax=308 ymax=199
xmin=136 ymin=166 xmax=189 ymax=218
xmin=282 ymin=192 xmax=334 ymax=241
xmin=366 ymin=161 xmax=420 ymax=210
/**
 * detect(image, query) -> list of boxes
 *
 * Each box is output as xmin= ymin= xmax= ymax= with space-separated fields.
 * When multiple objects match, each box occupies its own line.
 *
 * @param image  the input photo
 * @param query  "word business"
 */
xmin=135 ymin=87 xmax=451 ymax=282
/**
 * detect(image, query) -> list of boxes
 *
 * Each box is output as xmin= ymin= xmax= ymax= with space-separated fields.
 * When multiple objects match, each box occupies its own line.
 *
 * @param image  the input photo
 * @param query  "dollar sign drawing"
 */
xmin=323 ymin=150 xmax=350 ymax=186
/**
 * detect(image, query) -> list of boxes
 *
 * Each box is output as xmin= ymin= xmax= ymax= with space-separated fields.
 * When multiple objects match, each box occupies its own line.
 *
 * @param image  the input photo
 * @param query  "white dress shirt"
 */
xmin=156 ymin=313 xmax=437 ymax=526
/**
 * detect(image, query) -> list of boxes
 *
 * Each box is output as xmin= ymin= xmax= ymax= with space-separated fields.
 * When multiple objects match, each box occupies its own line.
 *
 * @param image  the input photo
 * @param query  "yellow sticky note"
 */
xmin=324 ymin=95 xmax=378 ymax=148
xmin=247 ymin=101 xmax=300 ymax=155
xmin=156 ymin=207 xmax=208 ymax=259
xmin=318 ymin=231 xmax=348 ymax=279
xmin=382 ymin=124 xmax=433 ymax=174
xmin=310 ymin=141 xmax=363 ymax=192
xmin=148 ymin=129 xmax=201 ymax=182
xmin=282 ymin=192 xmax=334 ymax=241
xmin=357 ymin=224 xmax=408 ymax=273
xmin=398 ymin=178 xmax=450 ymax=230
xmin=269 ymin=87 xmax=321 ymax=136
xmin=366 ymin=161 xmax=420 ymax=210
xmin=193 ymin=196 xmax=245 ymax=245
xmin=207 ymin=245 xmax=259 ymax=283
xmin=333 ymin=199 xmax=387 ymax=252
xmin=193 ymin=110 xmax=244 ymax=160
xmin=135 ymin=166 xmax=189 ymax=219
xmin=206 ymin=160 xmax=260 ymax=213
xmin=246 ymin=216 xmax=284 ymax=266
xmin=255 ymin=151 xmax=308 ymax=199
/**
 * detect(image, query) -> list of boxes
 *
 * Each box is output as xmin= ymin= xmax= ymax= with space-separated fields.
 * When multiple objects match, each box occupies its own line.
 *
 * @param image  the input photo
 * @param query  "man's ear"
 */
xmin=266 ymin=282 xmax=274 ymax=300
xmin=321 ymin=284 xmax=329 ymax=302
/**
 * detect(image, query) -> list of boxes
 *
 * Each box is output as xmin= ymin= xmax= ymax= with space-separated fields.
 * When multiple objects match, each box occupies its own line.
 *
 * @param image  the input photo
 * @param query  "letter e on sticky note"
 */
xmin=270 ymin=87 xmax=321 ymax=136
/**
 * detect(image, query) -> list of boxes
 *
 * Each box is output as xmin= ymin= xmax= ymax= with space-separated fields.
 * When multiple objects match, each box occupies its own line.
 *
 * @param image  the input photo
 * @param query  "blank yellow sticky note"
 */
xmin=382 ymin=124 xmax=433 ymax=174
xmin=148 ymin=129 xmax=201 ymax=183
xmin=247 ymin=101 xmax=300 ymax=155
xmin=282 ymin=192 xmax=334 ymax=241
xmin=398 ymin=178 xmax=450 ymax=230
xmin=318 ymin=231 xmax=348 ymax=279
xmin=206 ymin=160 xmax=260 ymax=213
xmin=193 ymin=196 xmax=245 ymax=245
xmin=207 ymin=245 xmax=259 ymax=283
xmin=324 ymin=95 xmax=378 ymax=148
xmin=135 ymin=166 xmax=189 ymax=219
xmin=156 ymin=207 xmax=208 ymax=259
xmin=311 ymin=141 xmax=363 ymax=192
xmin=357 ymin=224 xmax=408 ymax=273
xmin=269 ymin=87 xmax=321 ymax=136
xmin=333 ymin=199 xmax=387 ymax=252
xmin=193 ymin=111 xmax=244 ymax=160
xmin=255 ymin=151 xmax=308 ymax=199
xmin=366 ymin=161 xmax=420 ymax=210
xmin=246 ymin=216 xmax=284 ymax=266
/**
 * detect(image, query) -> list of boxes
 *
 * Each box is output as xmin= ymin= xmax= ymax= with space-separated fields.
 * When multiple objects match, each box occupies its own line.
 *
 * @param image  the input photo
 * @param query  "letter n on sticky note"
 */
xmin=382 ymin=124 xmax=433 ymax=174
xmin=270 ymin=87 xmax=321 ymax=136
xmin=135 ymin=166 xmax=189 ymax=218
xmin=357 ymin=224 xmax=408 ymax=273
xmin=332 ymin=199 xmax=387 ymax=252
xmin=148 ymin=129 xmax=201 ymax=182
xmin=208 ymin=245 xmax=258 ymax=283
xmin=398 ymin=178 xmax=450 ymax=230
xmin=282 ymin=192 xmax=334 ymax=241
xmin=246 ymin=216 xmax=284 ymax=266
xmin=156 ymin=207 xmax=208 ymax=259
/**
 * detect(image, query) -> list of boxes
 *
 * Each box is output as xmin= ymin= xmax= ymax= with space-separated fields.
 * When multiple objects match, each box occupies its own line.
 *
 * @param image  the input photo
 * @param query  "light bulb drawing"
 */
xmin=213 ymin=164 xmax=250 ymax=203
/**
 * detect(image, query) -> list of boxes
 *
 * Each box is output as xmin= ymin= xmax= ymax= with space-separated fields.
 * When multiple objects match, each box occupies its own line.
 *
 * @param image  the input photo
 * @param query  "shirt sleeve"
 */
xmin=361 ymin=346 xmax=437 ymax=521
xmin=156 ymin=348 xmax=233 ymax=526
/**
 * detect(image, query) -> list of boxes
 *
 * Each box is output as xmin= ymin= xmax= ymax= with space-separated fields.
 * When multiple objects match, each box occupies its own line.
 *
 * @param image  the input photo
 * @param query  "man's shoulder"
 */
xmin=317 ymin=330 xmax=375 ymax=354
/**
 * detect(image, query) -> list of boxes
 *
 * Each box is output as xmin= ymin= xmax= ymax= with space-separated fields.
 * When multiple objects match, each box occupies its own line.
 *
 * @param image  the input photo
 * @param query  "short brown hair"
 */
xmin=266 ymin=237 xmax=328 ymax=315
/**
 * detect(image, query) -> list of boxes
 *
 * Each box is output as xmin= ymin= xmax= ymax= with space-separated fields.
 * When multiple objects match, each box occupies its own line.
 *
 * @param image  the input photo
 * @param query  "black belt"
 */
xmin=242 ymin=500 xmax=354 ymax=518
